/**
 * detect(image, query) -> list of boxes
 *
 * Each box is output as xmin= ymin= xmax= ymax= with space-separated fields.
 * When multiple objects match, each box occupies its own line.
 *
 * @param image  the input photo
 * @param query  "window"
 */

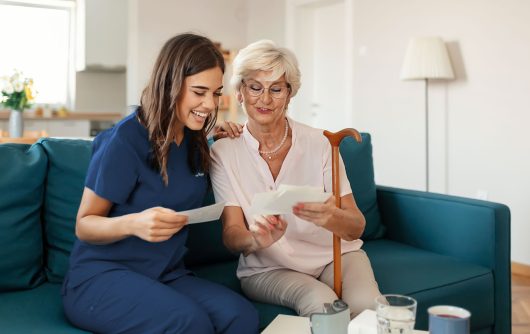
xmin=0 ymin=0 xmax=75 ymax=107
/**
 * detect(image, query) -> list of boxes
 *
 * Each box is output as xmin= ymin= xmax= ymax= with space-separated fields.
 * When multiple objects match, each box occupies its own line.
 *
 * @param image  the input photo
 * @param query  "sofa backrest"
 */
xmin=39 ymin=138 xmax=93 ymax=283
xmin=184 ymin=190 xmax=238 ymax=267
xmin=0 ymin=143 xmax=47 ymax=291
xmin=0 ymin=132 xmax=384 ymax=288
xmin=340 ymin=133 xmax=385 ymax=240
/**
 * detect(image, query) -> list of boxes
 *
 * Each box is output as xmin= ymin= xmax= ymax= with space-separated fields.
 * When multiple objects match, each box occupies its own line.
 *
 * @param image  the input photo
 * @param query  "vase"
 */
xmin=9 ymin=109 xmax=24 ymax=138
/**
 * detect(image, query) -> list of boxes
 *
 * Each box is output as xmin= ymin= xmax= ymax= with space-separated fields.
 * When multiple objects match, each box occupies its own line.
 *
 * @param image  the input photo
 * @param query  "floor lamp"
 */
xmin=400 ymin=37 xmax=454 ymax=191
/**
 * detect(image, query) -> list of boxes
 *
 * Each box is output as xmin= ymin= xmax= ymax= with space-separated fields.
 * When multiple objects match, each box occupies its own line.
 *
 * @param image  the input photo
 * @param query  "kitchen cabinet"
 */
xmin=47 ymin=120 xmax=91 ymax=138
xmin=77 ymin=0 xmax=128 ymax=72
xmin=0 ymin=119 xmax=90 ymax=138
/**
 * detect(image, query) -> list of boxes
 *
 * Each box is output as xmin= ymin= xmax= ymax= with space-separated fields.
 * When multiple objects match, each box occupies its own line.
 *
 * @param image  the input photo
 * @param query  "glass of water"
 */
xmin=375 ymin=294 xmax=417 ymax=334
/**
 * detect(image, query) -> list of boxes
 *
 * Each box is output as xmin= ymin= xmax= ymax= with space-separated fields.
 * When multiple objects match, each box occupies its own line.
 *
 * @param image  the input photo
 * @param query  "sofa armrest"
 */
xmin=376 ymin=185 xmax=510 ymax=268
xmin=376 ymin=185 xmax=511 ymax=333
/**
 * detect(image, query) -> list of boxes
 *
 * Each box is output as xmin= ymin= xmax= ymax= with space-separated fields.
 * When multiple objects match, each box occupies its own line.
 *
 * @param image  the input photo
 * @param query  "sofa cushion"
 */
xmin=190 ymin=260 xmax=297 ymax=329
xmin=0 ymin=143 xmax=47 ymax=291
xmin=364 ymin=239 xmax=494 ymax=331
xmin=340 ymin=133 xmax=384 ymax=239
xmin=0 ymin=283 xmax=89 ymax=333
xmin=184 ymin=190 xmax=238 ymax=267
xmin=39 ymin=138 xmax=93 ymax=283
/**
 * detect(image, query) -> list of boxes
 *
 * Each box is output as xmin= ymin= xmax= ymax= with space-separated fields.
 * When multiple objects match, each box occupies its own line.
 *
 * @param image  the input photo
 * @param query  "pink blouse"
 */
xmin=210 ymin=118 xmax=363 ymax=278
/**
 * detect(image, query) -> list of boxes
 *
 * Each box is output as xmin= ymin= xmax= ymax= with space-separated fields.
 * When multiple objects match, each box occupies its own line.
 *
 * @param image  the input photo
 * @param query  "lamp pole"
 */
xmin=400 ymin=37 xmax=455 ymax=192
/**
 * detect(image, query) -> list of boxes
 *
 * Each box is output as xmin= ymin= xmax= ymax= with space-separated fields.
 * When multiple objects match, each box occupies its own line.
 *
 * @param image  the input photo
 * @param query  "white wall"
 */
xmin=246 ymin=0 xmax=286 ymax=45
xmin=125 ymin=0 xmax=530 ymax=265
xmin=127 ymin=0 xmax=248 ymax=106
xmin=351 ymin=0 xmax=530 ymax=265
xmin=75 ymin=71 xmax=126 ymax=113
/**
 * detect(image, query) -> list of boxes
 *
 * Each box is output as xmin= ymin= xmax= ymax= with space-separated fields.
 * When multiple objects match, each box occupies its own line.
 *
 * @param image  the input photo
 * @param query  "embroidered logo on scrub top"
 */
xmin=195 ymin=172 xmax=205 ymax=177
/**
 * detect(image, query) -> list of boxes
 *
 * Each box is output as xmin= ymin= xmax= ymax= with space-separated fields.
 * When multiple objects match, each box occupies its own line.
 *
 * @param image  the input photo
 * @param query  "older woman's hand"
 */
xmin=212 ymin=121 xmax=243 ymax=140
xmin=249 ymin=215 xmax=287 ymax=250
xmin=292 ymin=196 xmax=336 ymax=227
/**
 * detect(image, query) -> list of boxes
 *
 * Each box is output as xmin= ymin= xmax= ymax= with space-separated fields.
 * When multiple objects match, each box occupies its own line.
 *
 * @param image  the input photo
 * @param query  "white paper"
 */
xmin=250 ymin=184 xmax=331 ymax=215
xmin=347 ymin=309 xmax=377 ymax=334
xmin=180 ymin=202 xmax=225 ymax=224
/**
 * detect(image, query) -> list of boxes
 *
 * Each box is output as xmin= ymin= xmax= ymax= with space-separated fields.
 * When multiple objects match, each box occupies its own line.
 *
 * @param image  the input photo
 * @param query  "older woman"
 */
xmin=210 ymin=40 xmax=382 ymax=318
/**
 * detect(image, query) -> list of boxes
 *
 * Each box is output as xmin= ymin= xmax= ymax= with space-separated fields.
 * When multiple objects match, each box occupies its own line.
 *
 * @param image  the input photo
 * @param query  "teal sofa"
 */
xmin=0 ymin=135 xmax=510 ymax=333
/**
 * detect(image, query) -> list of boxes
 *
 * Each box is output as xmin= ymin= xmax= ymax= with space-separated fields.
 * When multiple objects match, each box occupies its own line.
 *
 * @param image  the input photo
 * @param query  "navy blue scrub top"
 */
xmin=65 ymin=110 xmax=208 ymax=289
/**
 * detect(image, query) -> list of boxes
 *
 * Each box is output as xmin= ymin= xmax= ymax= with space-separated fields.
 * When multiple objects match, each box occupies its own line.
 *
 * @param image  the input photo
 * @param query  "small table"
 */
xmin=261 ymin=311 xmax=428 ymax=334
xmin=261 ymin=315 xmax=311 ymax=334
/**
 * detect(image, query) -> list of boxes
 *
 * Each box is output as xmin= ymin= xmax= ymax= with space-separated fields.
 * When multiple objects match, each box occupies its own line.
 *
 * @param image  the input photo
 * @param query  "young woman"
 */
xmin=62 ymin=33 xmax=259 ymax=334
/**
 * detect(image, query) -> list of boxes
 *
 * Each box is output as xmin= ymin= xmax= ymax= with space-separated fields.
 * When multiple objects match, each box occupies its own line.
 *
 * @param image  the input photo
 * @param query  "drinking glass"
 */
xmin=375 ymin=294 xmax=417 ymax=334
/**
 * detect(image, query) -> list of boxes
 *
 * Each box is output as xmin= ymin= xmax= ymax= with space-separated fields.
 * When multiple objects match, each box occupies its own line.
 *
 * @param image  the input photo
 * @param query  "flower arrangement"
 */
xmin=0 ymin=70 xmax=36 ymax=112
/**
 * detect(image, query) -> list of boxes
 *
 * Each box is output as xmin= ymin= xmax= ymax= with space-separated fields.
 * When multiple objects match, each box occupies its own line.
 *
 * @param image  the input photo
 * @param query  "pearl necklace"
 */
xmin=258 ymin=119 xmax=289 ymax=160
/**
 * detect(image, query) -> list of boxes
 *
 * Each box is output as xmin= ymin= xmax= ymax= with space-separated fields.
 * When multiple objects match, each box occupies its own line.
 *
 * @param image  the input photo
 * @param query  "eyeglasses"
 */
xmin=242 ymin=80 xmax=291 ymax=99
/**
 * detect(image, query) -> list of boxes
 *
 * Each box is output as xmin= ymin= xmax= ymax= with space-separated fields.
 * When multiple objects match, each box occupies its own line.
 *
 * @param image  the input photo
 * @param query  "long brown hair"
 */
xmin=138 ymin=33 xmax=225 ymax=185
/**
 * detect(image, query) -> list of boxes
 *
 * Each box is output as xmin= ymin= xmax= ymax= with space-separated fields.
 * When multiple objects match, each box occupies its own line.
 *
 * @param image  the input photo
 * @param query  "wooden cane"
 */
xmin=323 ymin=128 xmax=362 ymax=298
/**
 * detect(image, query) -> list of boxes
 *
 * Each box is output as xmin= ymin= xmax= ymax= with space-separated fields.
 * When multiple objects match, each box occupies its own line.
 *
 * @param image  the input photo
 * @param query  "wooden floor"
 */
xmin=513 ymin=274 xmax=530 ymax=333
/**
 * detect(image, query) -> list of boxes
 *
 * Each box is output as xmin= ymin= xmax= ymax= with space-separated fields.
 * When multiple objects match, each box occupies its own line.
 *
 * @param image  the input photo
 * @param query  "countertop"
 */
xmin=0 ymin=111 xmax=123 ymax=121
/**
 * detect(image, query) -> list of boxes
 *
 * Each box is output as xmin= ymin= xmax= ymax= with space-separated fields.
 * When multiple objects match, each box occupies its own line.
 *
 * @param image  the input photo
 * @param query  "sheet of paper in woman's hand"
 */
xmin=180 ymin=202 xmax=225 ymax=224
xmin=250 ymin=184 xmax=330 ymax=215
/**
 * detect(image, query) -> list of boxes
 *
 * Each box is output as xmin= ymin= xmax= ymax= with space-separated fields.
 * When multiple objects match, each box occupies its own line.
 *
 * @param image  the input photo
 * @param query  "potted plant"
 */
xmin=1 ymin=70 xmax=35 ymax=138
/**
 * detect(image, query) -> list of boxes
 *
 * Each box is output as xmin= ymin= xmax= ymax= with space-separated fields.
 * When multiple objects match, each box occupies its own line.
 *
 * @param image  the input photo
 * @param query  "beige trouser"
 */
xmin=240 ymin=250 xmax=381 ymax=318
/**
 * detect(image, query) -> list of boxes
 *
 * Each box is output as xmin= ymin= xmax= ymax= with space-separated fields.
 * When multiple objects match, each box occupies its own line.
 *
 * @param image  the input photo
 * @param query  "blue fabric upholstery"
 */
xmin=0 ymin=144 xmax=47 ymax=291
xmin=377 ymin=186 xmax=511 ymax=334
xmin=40 ymin=138 xmax=93 ymax=283
xmin=0 ymin=137 xmax=510 ymax=333
xmin=340 ymin=134 xmax=384 ymax=239
xmin=364 ymin=240 xmax=494 ymax=332
xmin=0 ymin=283 xmax=89 ymax=334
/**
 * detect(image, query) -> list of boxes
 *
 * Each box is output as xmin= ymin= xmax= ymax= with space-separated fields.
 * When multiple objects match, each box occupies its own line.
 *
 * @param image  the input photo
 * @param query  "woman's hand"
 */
xmin=248 ymin=215 xmax=288 ymax=251
xmin=131 ymin=207 xmax=188 ymax=243
xmin=292 ymin=196 xmax=336 ymax=227
xmin=212 ymin=121 xmax=243 ymax=140
xmin=292 ymin=194 xmax=366 ymax=241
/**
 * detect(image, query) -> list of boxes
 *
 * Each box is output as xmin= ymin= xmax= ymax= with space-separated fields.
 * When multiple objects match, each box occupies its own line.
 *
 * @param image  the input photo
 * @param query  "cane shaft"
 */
xmin=324 ymin=128 xmax=362 ymax=299
xmin=331 ymin=146 xmax=342 ymax=297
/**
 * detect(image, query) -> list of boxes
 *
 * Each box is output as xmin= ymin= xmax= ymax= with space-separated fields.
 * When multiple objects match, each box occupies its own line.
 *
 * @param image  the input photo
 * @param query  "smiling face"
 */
xmin=238 ymin=70 xmax=291 ymax=127
xmin=177 ymin=66 xmax=224 ymax=131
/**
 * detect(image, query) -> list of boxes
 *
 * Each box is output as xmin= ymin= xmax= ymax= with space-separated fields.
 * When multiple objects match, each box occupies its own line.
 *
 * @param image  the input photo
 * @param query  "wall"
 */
xmin=75 ymin=71 xmax=126 ymax=113
xmin=246 ymin=0 xmax=286 ymax=45
xmin=125 ymin=0 xmax=530 ymax=265
xmin=127 ymin=0 xmax=248 ymax=106
xmin=351 ymin=0 xmax=530 ymax=265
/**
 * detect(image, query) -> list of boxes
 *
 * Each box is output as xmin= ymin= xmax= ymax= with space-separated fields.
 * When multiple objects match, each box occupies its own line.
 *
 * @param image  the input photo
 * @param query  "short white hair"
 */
xmin=231 ymin=40 xmax=301 ymax=97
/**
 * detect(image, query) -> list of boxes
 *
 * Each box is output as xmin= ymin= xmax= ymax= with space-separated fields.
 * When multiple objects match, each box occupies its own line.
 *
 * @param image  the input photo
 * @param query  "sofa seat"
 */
xmin=364 ymin=239 xmax=494 ymax=332
xmin=0 ymin=283 xmax=89 ymax=334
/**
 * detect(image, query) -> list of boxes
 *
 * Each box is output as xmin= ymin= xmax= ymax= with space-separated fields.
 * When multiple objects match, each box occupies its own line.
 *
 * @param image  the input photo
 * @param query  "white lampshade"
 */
xmin=400 ymin=37 xmax=454 ymax=80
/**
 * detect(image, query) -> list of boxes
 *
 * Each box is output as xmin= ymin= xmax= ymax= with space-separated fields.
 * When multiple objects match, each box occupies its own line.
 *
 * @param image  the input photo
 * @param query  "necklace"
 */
xmin=258 ymin=119 xmax=289 ymax=160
